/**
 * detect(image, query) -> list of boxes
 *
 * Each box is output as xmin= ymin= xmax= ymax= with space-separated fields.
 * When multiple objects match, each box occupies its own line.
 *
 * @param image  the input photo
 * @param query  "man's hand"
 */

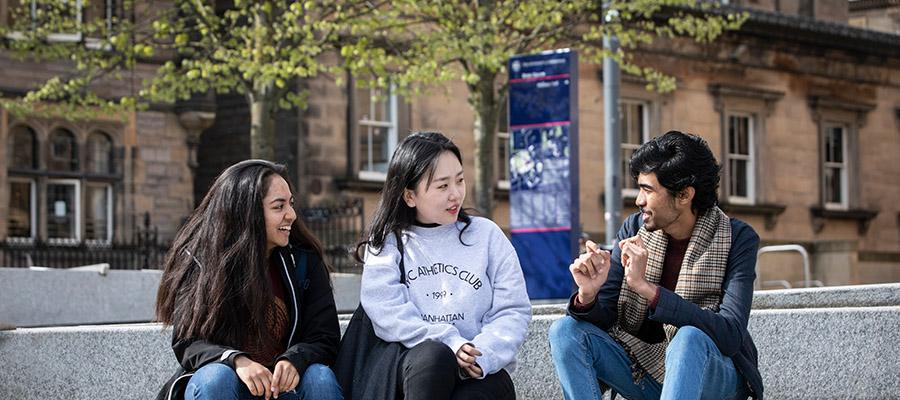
xmin=235 ymin=355 xmax=274 ymax=399
xmin=270 ymin=359 xmax=299 ymax=398
xmin=456 ymin=344 xmax=483 ymax=378
xmin=619 ymin=235 xmax=656 ymax=299
xmin=570 ymin=240 xmax=611 ymax=304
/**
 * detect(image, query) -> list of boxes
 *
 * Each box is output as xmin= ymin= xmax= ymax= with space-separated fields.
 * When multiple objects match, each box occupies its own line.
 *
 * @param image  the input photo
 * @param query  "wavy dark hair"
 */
xmin=156 ymin=159 xmax=326 ymax=354
xmin=355 ymin=132 xmax=472 ymax=261
xmin=629 ymin=130 xmax=721 ymax=214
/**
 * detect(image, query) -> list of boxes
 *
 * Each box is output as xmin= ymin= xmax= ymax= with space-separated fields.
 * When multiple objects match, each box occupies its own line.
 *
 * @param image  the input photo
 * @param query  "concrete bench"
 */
xmin=0 ymin=267 xmax=362 ymax=327
xmin=2 ymin=283 xmax=898 ymax=400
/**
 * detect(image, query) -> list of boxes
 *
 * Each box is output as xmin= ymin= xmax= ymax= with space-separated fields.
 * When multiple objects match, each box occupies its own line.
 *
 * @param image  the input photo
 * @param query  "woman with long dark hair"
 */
xmin=339 ymin=132 xmax=531 ymax=400
xmin=155 ymin=160 xmax=343 ymax=400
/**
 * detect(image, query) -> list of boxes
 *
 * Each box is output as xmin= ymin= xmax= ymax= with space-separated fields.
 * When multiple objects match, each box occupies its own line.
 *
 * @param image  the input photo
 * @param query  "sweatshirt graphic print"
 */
xmin=361 ymin=217 xmax=532 ymax=377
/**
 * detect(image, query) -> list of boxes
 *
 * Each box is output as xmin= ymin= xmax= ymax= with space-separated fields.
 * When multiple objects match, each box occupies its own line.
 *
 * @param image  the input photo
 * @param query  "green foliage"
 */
xmin=0 ymin=0 xmax=382 ymax=121
xmin=339 ymin=0 xmax=746 ymax=215
xmin=345 ymin=0 xmax=746 ymax=96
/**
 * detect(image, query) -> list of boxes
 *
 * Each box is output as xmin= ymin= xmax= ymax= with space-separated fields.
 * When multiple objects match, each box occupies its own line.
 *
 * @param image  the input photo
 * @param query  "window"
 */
xmin=620 ymin=100 xmax=649 ymax=196
xmin=86 ymin=131 xmax=112 ymax=174
xmin=497 ymin=97 xmax=510 ymax=190
xmin=7 ymin=178 xmax=35 ymax=240
xmin=46 ymin=179 xmax=80 ymax=243
xmin=48 ymin=128 xmax=78 ymax=172
xmin=356 ymin=84 xmax=400 ymax=181
xmin=5 ymin=122 xmax=120 ymax=244
xmin=84 ymin=183 xmax=111 ymax=242
xmin=8 ymin=124 xmax=37 ymax=169
xmin=2 ymin=0 xmax=118 ymax=42
xmin=807 ymin=96 xmax=872 ymax=214
xmin=709 ymin=84 xmax=784 ymax=207
xmin=823 ymin=124 xmax=848 ymax=210
xmin=726 ymin=114 xmax=755 ymax=204
xmin=82 ymin=0 xmax=116 ymax=30
xmin=497 ymin=132 xmax=510 ymax=190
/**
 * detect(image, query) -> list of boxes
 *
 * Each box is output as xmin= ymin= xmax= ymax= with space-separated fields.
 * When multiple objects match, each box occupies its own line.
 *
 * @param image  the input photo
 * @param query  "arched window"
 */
xmin=86 ymin=132 xmax=113 ymax=174
xmin=8 ymin=125 xmax=37 ymax=169
xmin=48 ymin=128 xmax=79 ymax=172
xmin=7 ymin=125 xmax=38 ymax=239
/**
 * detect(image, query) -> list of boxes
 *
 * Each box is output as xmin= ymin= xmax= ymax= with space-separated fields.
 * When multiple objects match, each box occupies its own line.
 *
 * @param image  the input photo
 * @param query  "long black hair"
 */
xmin=355 ymin=132 xmax=472 ymax=261
xmin=629 ymin=130 xmax=721 ymax=214
xmin=156 ymin=159 xmax=326 ymax=353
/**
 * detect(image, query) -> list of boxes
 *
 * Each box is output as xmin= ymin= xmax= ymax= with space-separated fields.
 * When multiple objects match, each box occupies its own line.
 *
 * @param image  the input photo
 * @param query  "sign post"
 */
xmin=508 ymin=49 xmax=579 ymax=299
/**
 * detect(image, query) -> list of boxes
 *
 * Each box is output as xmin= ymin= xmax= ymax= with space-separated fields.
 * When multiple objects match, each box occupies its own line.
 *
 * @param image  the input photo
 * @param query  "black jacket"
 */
xmin=156 ymin=244 xmax=341 ymax=400
xmin=568 ymin=212 xmax=763 ymax=399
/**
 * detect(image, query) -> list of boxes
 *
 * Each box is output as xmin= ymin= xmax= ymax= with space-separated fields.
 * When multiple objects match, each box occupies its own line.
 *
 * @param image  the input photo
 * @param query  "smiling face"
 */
xmin=403 ymin=151 xmax=466 ymax=226
xmin=263 ymin=175 xmax=297 ymax=255
xmin=635 ymin=172 xmax=696 ymax=239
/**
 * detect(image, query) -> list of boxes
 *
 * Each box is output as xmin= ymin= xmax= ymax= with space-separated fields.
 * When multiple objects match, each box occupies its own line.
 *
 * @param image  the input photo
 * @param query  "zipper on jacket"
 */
xmin=279 ymin=248 xmax=299 ymax=346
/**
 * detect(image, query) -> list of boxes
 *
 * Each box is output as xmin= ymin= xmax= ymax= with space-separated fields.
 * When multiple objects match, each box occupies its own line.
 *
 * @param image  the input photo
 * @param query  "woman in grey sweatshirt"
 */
xmin=357 ymin=132 xmax=532 ymax=400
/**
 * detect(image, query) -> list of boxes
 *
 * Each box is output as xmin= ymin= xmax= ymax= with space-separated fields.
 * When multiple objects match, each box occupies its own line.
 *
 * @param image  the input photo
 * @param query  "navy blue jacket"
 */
xmin=568 ymin=212 xmax=763 ymax=399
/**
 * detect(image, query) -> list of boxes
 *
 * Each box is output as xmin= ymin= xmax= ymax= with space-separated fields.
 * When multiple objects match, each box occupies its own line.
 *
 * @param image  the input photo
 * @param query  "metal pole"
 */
xmin=603 ymin=26 xmax=621 ymax=246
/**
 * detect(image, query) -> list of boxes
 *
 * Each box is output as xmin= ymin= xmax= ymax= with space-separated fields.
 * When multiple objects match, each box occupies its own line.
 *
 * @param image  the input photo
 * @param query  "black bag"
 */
xmin=334 ymin=232 xmax=406 ymax=400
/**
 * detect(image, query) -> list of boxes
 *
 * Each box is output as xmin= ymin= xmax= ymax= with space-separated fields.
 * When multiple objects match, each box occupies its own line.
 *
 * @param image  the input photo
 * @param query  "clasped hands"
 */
xmin=456 ymin=343 xmax=484 ymax=379
xmin=570 ymin=236 xmax=657 ymax=303
xmin=234 ymin=356 xmax=299 ymax=399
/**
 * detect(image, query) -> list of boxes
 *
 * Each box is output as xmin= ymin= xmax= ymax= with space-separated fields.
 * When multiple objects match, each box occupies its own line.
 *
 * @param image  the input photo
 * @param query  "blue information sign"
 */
xmin=508 ymin=49 xmax=580 ymax=299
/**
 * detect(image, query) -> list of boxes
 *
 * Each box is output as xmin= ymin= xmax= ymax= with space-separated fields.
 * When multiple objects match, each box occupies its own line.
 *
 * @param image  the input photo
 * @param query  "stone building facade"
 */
xmin=0 ymin=60 xmax=197 ymax=247
xmin=298 ymin=1 xmax=900 ymax=286
xmin=1 ymin=1 xmax=898 ymax=286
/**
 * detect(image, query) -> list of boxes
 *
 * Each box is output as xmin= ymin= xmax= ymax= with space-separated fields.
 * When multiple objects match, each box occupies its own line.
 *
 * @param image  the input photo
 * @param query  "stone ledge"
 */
xmin=0 ymin=268 xmax=363 ymax=328
xmin=532 ymin=282 xmax=900 ymax=313
xmin=3 ymin=306 xmax=899 ymax=400
xmin=751 ymin=283 xmax=900 ymax=309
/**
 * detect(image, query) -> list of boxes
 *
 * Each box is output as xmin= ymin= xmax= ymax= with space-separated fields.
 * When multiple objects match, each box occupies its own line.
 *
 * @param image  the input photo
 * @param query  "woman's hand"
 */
xmin=234 ymin=355 xmax=274 ymax=399
xmin=456 ymin=344 xmax=484 ymax=378
xmin=271 ymin=359 xmax=300 ymax=398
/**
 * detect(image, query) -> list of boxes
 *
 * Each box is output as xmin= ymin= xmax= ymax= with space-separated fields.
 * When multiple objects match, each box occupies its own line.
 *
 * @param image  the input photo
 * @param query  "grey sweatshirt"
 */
xmin=361 ymin=216 xmax=532 ymax=377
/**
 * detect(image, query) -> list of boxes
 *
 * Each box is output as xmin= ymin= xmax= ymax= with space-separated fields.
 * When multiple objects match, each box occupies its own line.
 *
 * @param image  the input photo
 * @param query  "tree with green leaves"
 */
xmin=344 ymin=0 xmax=746 ymax=218
xmin=0 ymin=0 xmax=382 ymax=160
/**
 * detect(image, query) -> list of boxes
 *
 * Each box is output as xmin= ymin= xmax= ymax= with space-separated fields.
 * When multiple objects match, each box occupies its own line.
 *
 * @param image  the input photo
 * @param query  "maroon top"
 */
xmin=649 ymin=235 xmax=689 ymax=309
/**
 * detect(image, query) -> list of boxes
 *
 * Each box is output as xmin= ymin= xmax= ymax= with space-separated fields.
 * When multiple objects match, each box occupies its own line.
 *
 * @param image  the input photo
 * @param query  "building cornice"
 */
xmin=849 ymin=0 xmax=900 ymax=12
xmin=733 ymin=7 xmax=900 ymax=58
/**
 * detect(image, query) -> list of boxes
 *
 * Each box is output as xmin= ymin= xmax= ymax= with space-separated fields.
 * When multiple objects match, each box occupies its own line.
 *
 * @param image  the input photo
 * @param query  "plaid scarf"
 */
xmin=609 ymin=207 xmax=731 ymax=383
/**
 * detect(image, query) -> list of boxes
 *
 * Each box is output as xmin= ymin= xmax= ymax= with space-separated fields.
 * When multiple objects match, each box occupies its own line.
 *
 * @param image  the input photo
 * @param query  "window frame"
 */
xmin=496 ymin=130 xmax=511 ymax=190
xmin=4 ymin=0 xmax=118 ymax=45
xmin=83 ymin=182 xmax=113 ymax=244
xmin=808 ymin=96 xmax=872 ymax=213
xmin=725 ymin=112 xmax=756 ymax=205
xmin=7 ymin=177 xmax=37 ymax=242
xmin=356 ymin=84 xmax=399 ymax=182
xmin=8 ymin=123 xmax=38 ymax=171
xmin=86 ymin=130 xmax=113 ymax=175
xmin=709 ymin=84 xmax=784 ymax=207
xmin=45 ymin=178 xmax=82 ymax=244
xmin=822 ymin=123 xmax=849 ymax=210
xmin=620 ymin=99 xmax=651 ymax=198
xmin=48 ymin=127 xmax=79 ymax=172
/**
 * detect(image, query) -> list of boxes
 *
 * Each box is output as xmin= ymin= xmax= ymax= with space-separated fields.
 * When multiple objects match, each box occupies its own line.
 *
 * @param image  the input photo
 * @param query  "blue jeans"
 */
xmin=185 ymin=362 xmax=343 ymax=400
xmin=549 ymin=316 xmax=749 ymax=400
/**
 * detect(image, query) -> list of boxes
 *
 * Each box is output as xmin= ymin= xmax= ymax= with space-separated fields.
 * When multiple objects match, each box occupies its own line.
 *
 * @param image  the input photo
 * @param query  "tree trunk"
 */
xmin=248 ymin=7 xmax=276 ymax=161
xmin=470 ymin=69 xmax=499 ymax=218
xmin=249 ymin=86 xmax=276 ymax=160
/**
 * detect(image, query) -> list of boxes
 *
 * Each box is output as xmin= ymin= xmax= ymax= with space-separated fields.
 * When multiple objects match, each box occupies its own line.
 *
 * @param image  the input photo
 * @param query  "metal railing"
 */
xmin=0 ymin=213 xmax=166 ymax=270
xmin=756 ymin=244 xmax=824 ymax=289
xmin=1 ymin=200 xmax=366 ymax=273
xmin=300 ymin=198 xmax=365 ymax=273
